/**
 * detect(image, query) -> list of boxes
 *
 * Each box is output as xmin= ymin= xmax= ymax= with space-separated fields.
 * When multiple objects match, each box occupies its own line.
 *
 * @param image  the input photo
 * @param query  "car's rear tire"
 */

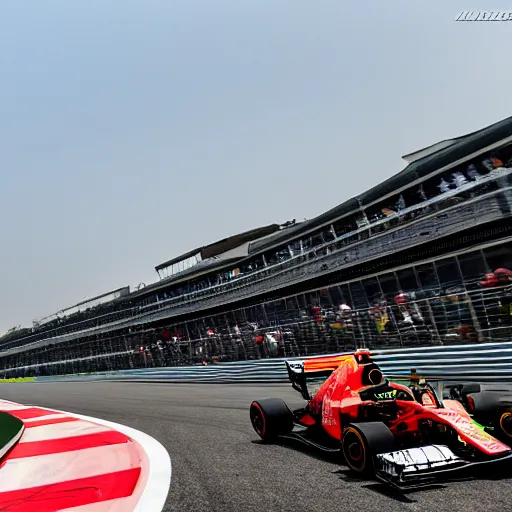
xmin=468 ymin=391 xmax=512 ymax=433
xmin=495 ymin=408 xmax=512 ymax=444
xmin=250 ymin=398 xmax=294 ymax=442
xmin=460 ymin=392 xmax=512 ymax=446
xmin=341 ymin=422 xmax=395 ymax=476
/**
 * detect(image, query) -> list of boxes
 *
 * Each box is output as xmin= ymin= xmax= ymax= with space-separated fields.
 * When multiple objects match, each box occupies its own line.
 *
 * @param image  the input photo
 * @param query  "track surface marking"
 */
xmin=0 ymin=382 xmax=511 ymax=512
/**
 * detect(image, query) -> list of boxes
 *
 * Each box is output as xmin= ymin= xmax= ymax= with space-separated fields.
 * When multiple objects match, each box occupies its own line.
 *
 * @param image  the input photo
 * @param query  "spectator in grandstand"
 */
xmin=393 ymin=291 xmax=424 ymax=326
xmin=476 ymin=269 xmax=512 ymax=332
xmin=480 ymin=268 xmax=512 ymax=287
xmin=395 ymin=194 xmax=406 ymax=211
xmin=369 ymin=296 xmax=388 ymax=334
xmin=417 ymin=184 xmax=428 ymax=202
xmin=451 ymin=171 xmax=468 ymax=188
xmin=437 ymin=177 xmax=451 ymax=194
xmin=311 ymin=305 xmax=323 ymax=323
xmin=254 ymin=332 xmax=268 ymax=358
xmin=482 ymin=154 xmax=504 ymax=172
xmin=466 ymin=163 xmax=483 ymax=181
xmin=337 ymin=302 xmax=353 ymax=329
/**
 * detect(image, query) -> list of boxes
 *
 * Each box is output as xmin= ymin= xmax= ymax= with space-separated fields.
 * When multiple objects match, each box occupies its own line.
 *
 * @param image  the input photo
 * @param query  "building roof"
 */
xmin=360 ymin=114 xmax=512 ymax=205
xmin=34 ymin=286 xmax=131 ymax=325
xmin=154 ymin=224 xmax=280 ymax=272
xmin=247 ymin=114 xmax=512 ymax=255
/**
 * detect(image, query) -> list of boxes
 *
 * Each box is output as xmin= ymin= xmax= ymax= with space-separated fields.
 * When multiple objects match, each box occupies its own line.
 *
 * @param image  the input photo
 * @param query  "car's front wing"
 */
xmin=375 ymin=445 xmax=512 ymax=488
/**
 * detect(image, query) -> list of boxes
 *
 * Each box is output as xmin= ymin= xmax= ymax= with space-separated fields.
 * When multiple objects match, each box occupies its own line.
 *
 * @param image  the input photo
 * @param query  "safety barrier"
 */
xmin=29 ymin=341 xmax=512 ymax=384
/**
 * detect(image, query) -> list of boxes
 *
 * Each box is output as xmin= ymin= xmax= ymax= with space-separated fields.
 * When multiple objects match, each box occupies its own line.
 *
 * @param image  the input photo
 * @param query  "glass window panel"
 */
xmin=362 ymin=277 xmax=381 ymax=305
xmin=332 ymin=218 xmax=352 ymax=236
xmin=274 ymin=298 xmax=288 ymax=324
xmin=285 ymin=297 xmax=299 ymax=312
xmin=435 ymin=257 xmax=463 ymax=291
xmin=378 ymin=273 xmax=399 ymax=299
xmin=415 ymin=263 xmax=439 ymax=295
xmin=310 ymin=233 xmax=324 ymax=247
xmin=319 ymin=288 xmax=333 ymax=309
xmin=263 ymin=300 xmax=278 ymax=326
xmin=349 ymin=281 xmax=368 ymax=309
xmin=396 ymin=268 xmax=418 ymax=292
xmin=328 ymin=285 xmax=345 ymax=305
xmin=296 ymin=294 xmax=308 ymax=309
xmin=284 ymin=298 xmax=300 ymax=324
xmin=306 ymin=291 xmax=320 ymax=308
xmin=289 ymin=240 xmax=302 ymax=256
xmin=175 ymin=323 xmax=188 ymax=341
xmin=483 ymin=242 xmax=512 ymax=272
xmin=340 ymin=284 xmax=352 ymax=307
xmin=244 ymin=306 xmax=258 ymax=326
xmin=323 ymin=229 xmax=336 ymax=243
xmin=458 ymin=251 xmax=488 ymax=289
xmin=256 ymin=305 xmax=268 ymax=327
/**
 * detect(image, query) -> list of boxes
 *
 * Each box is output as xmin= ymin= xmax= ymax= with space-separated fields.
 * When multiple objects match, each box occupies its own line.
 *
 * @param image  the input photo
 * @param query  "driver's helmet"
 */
xmin=368 ymin=368 xmax=384 ymax=386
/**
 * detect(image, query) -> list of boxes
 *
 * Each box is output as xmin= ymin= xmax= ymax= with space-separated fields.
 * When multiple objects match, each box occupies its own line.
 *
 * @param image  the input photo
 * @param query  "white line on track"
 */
xmin=0 ymin=443 xmax=140 ymax=492
xmin=19 ymin=420 xmax=110 ymax=442
xmin=24 ymin=413 xmax=67 ymax=423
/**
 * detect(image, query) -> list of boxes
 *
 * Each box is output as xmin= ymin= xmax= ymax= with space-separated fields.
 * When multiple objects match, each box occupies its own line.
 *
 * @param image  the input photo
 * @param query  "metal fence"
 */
xmin=2 ymin=283 xmax=512 ymax=378
xmin=30 ymin=341 xmax=512 ymax=384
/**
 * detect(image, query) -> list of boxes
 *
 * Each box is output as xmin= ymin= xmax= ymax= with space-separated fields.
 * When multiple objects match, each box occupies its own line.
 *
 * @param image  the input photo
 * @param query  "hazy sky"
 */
xmin=0 ymin=1 xmax=510 ymax=332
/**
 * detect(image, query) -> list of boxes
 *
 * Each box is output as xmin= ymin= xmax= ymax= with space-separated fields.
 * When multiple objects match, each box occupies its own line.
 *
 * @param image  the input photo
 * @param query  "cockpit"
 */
xmin=358 ymin=372 xmax=442 ymax=408
xmin=359 ymin=380 xmax=415 ymax=402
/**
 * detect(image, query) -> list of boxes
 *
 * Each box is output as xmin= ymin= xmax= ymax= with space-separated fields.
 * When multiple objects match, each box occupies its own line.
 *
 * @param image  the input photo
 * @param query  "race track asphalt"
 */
xmin=0 ymin=381 xmax=511 ymax=512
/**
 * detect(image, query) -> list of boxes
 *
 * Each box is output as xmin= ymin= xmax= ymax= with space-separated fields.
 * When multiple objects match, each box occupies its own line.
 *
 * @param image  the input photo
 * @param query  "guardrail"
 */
xmin=30 ymin=341 xmax=512 ymax=384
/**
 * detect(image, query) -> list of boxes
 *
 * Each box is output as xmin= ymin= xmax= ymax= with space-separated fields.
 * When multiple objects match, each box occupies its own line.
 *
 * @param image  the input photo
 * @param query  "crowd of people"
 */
xmin=1 ymin=265 xmax=512 ymax=378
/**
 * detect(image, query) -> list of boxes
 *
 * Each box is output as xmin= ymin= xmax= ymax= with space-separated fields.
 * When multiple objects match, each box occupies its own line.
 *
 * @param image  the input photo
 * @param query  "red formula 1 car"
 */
xmin=249 ymin=349 xmax=512 ymax=488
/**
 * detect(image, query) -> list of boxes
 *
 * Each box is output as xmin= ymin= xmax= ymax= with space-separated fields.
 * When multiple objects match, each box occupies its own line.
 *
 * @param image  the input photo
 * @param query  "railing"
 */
xmin=2 ymin=283 xmax=512 ymax=378
xmin=29 ymin=341 xmax=512 ymax=384
xmin=3 ymin=170 xmax=512 ymax=353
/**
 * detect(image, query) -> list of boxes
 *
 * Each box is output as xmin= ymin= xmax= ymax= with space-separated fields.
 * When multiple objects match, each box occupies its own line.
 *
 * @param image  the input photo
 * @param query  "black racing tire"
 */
xmin=469 ymin=391 xmax=508 ymax=425
xmin=461 ymin=383 xmax=482 ymax=395
xmin=250 ymin=398 xmax=294 ymax=442
xmin=341 ymin=422 xmax=395 ymax=476
xmin=494 ymin=408 xmax=512 ymax=445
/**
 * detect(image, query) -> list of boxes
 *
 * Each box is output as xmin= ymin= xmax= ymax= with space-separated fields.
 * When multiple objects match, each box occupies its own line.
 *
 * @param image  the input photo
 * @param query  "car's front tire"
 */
xmin=341 ymin=422 xmax=395 ymax=476
xmin=250 ymin=398 xmax=294 ymax=442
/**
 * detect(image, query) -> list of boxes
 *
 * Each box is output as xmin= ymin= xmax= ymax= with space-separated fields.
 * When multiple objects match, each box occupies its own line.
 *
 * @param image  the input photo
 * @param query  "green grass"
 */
xmin=0 ymin=412 xmax=24 ymax=459
xmin=0 ymin=377 xmax=36 ymax=383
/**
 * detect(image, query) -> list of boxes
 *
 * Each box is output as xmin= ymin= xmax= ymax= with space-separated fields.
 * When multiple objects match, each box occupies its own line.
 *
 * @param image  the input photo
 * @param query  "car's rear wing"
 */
xmin=285 ymin=355 xmax=352 ymax=400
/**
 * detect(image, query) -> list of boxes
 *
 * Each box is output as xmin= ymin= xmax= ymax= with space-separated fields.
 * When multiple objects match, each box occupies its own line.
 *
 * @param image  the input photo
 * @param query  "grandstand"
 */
xmin=2 ymin=115 xmax=512 ymax=377
xmin=33 ymin=287 xmax=131 ymax=328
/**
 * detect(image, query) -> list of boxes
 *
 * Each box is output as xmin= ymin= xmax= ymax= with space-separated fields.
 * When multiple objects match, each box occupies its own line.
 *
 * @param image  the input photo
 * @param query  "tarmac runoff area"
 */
xmin=1 ymin=381 xmax=512 ymax=512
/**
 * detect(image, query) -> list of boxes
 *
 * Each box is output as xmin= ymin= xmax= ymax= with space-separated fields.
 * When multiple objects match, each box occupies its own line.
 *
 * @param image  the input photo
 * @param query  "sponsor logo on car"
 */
xmin=375 ymin=390 xmax=397 ymax=400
